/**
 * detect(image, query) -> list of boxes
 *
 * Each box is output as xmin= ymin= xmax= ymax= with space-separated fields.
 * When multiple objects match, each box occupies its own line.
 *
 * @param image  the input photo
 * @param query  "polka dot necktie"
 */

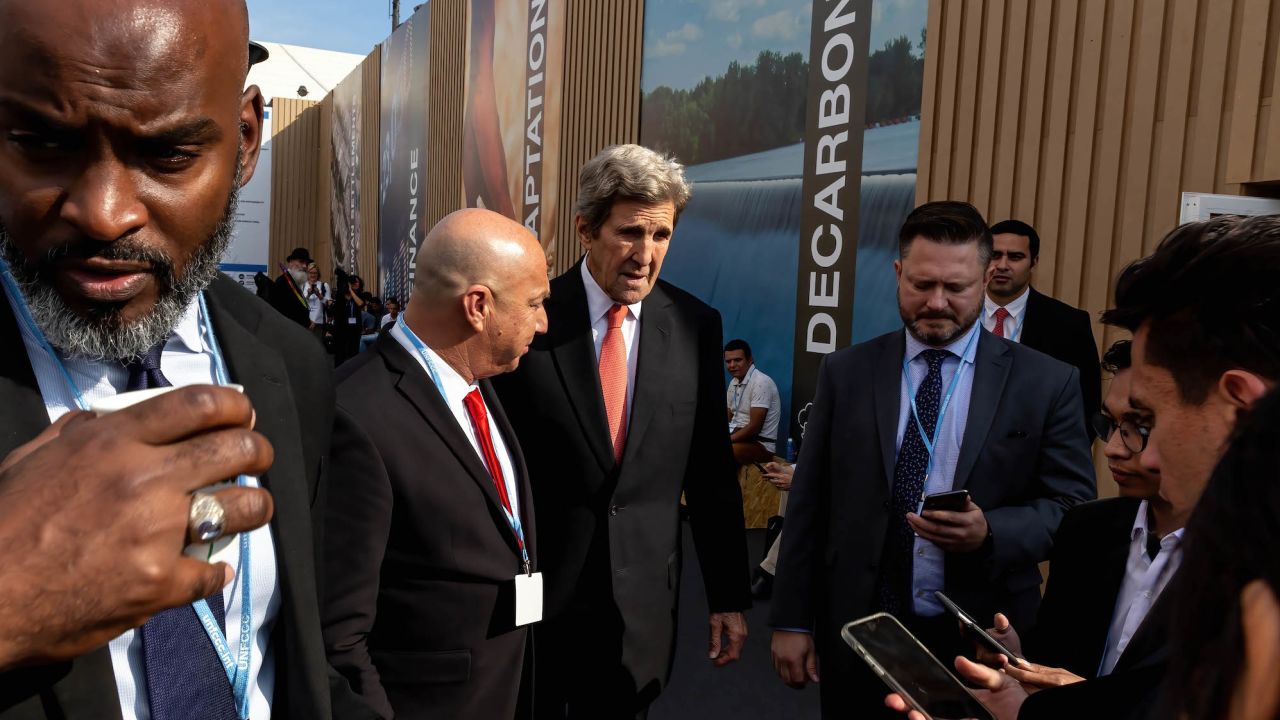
xmin=877 ymin=348 xmax=950 ymax=616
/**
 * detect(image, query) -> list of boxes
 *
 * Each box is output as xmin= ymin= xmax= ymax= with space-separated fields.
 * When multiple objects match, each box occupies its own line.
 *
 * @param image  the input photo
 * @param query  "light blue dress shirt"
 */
xmin=3 ymin=286 xmax=281 ymax=720
xmin=896 ymin=321 xmax=981 ymax=616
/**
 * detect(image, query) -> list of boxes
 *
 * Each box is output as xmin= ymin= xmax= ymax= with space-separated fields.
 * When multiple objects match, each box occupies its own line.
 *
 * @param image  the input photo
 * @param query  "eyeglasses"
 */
xmin=1089 ymin=412 xmax=1149 ymax=454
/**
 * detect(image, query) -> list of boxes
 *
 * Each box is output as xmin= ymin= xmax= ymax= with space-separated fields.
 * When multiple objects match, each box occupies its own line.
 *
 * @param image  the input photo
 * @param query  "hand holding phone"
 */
xmin=921 ymin=489 xmax=970 ymax=513
xmin=842 ymin=613 xmax=994 ymax=720
xmin=934 ymin=592 xmax=1026 ymax=668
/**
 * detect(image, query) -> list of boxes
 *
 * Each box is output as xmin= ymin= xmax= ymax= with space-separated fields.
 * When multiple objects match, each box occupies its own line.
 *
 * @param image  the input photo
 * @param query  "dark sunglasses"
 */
xmin=1089 ymin=412 xmax=1149 ymax=454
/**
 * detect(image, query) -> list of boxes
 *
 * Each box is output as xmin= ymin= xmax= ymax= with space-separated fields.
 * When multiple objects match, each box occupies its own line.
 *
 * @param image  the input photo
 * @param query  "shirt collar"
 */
xmin=580 ymin=257 xmax=643 ymax=325
xmin=1129 ymin=499 xmax=1187 ymax=545
xmin=168 ymin=299 xmax=204 ymax=354
xmin=904 ymin=319 xmax=982 ymax=365
xmin=985 ymin=286 xmax=1030 ymax=319
xmin=389 ymin=319 xmax=478 ymax=399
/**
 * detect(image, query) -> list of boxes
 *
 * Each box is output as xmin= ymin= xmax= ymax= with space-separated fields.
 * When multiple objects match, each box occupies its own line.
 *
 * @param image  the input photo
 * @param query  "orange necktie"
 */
xmin=599 ymin=303 xmax=629 ymax=462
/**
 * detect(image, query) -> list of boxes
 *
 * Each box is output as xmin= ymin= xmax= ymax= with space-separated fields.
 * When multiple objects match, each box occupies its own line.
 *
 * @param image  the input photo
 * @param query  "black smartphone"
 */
xmin=921 ymin=489 xmax=970 ymax=512
xmin=933 ymin=591 xmax=1025 ymax=667
xmin=842 ymin=613 xmax=994 ymax=720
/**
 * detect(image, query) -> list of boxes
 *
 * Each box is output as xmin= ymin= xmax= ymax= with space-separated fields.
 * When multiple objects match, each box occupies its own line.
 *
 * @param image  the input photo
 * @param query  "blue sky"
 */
xmin=247 ymin=0 xmax=393 ymax=55
xmin=641 ymin=0 xmax=928 ymax=92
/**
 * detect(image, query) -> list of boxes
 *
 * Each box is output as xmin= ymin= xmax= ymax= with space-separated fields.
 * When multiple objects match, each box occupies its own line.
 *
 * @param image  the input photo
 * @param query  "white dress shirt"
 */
xmin=982 ymin=287 xmax=1030 ymax=342
xmin=389 ymin=322 xmax=520 ymax=522
xmin=1098 ymin=500 xmax=1184 ymax=675
xmin=581 ymin=259 xmax=642 ymax=423
xmin=5 ymin=288 xmax=281 ymax=720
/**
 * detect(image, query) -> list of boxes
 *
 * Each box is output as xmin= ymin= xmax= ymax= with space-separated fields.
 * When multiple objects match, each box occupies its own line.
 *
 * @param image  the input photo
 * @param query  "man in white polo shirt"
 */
xmin=724 ymin=338 xmax=782 ymax=465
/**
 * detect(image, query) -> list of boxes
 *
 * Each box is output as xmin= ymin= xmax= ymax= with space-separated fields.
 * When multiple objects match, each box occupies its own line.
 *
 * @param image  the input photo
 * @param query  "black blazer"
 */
xmin=271 ymin=272 xmax=312 ymax=329
xmin=0 ymin=275 xmax=352 ymax=720
xmin=769 ymin=327 xmax=1096 ymax=713
xmin=322 ymin=335 xmax=537 ymax=720
xmin=1019 ymin=500 xmax=1176 ymax=720
xmin=491 ymin=263 xmax=751 ymax=695
xmin=1019 ymin=288 xmax=1102 ymax=423
xmin=1028 ymin=497 xmax=1140 ymax=677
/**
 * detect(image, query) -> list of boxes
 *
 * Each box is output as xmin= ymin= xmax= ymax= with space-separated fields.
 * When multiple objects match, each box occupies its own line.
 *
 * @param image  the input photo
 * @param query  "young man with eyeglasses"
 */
xmin=968 ymin=339 xmax=1184 ymax=688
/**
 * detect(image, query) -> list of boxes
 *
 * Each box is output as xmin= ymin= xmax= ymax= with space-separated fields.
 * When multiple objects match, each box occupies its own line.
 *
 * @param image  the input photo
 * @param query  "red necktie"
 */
xmin=993 ymin=307 xmax=1010 ymax=338
xmin=599 ymin=303 xmax=629 ymax=462
xmin=463 ymin=388 xmax=512 ymax=512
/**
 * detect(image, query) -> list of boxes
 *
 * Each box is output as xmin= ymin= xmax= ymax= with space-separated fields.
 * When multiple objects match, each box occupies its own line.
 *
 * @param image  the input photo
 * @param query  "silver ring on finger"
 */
xmin=189 ymin=493 xmax=227 ymax=544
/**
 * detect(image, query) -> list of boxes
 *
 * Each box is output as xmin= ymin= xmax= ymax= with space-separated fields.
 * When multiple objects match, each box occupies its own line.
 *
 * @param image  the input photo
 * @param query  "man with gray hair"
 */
xmin=493 ymin=144 xmax=751 ymax=719
xmin=323 ymin=208 xmax=550 ymax=719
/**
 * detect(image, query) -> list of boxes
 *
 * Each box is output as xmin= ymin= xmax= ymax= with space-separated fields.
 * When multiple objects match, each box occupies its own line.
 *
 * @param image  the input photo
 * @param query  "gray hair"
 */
xmin=574 ymin=144 xmax=692 ymax=237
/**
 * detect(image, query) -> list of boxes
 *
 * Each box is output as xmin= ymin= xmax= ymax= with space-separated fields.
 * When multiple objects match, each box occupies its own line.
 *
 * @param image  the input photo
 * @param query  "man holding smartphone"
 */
xmin=770 ymin=202 xmax=1095 ymax=718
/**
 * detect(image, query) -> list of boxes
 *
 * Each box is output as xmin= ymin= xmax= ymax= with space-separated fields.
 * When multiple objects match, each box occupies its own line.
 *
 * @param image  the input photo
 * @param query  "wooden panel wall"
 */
xmin=919 ymin=0 xmax=1280 ymax=495
xmin=359 ymin=49 xmax=383 ymax=294
xmin=426 ymin=0 xmax=468 ymax=236
xmin=550 ymin=0 xmax=645 ymax=275
xmin=315 ymin=93 xmax=335 ymax=280
xmin=268 ymin=97 xmax=322 ymax=275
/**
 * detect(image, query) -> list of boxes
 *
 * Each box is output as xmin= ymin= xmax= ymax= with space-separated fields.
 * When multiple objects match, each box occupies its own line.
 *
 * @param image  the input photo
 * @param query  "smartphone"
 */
xmin=842 ymin=613 xmax=993 ymax=720
xmin=921 ymin=489 xmax=970 ymax=513
xmin=933 ymin=591 xmax=1025 ymax=667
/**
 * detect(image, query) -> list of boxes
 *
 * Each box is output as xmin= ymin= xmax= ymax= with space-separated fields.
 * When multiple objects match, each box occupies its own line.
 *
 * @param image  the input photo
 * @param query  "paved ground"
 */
xmin=650 ymin=526 xmax=822 ymax=720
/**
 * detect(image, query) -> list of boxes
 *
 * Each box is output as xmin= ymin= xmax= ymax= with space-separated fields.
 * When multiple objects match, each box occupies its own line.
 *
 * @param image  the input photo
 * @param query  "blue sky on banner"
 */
xmin=248 ymin=0 xmax=391 ymax=55
xmin=642 ymin=0 xmax=927 ymax=92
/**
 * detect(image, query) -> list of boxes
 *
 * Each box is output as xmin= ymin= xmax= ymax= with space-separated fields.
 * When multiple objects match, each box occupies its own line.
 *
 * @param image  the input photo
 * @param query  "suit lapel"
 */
xmin=380 ymin=337 xmax=526 ymax=556
xmin=482 ymin=380 xmax=535 ymax=563
xmin=1019 ymin=288 xmax=1044 ymax=348
xmin=622 ymin=285 xmax=672 ymax=464
xmin=954 ymin=330 xmax=1012 ymax=489
xmin=875 ymin=331 xmax=906 ymax=490
xmin=547 ymin=267 xmax=614 ymax=474
xmin=0 ymin=292 xmax=51 ymax=454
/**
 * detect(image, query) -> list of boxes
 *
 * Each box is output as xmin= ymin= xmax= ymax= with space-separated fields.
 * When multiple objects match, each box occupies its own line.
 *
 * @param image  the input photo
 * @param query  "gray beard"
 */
xmin=288 ymin=267 xmax=307 ymax=286
xmin=0 ymin=183 xmax=240 ymax=362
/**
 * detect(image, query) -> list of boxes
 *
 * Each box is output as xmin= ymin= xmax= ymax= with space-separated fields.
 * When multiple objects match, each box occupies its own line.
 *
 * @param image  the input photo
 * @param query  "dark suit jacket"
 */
xmin=0 ymin=274 xmax=356 ymax=719
xmin=490 ymin=263 xmax=751 ymax=697
xmin=1020 ymin=288 xmax=1102 ymax=423
xmin=769 ymin=327 xmax=1096 ymax=712
xmin=1027 ymin=497 xmax=1140 ymax=677
xmin=272 ymin=272 xmax=312 ymax=328
xmin=322 ymin=334 xmax=537 ymax=720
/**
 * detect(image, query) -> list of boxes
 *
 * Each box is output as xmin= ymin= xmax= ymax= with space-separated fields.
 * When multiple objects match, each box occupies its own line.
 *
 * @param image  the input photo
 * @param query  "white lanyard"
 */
xmin=395 ymin=316 xmax=531 ymax=572
xmin=0 ymin=265 xmax=254 ymax=719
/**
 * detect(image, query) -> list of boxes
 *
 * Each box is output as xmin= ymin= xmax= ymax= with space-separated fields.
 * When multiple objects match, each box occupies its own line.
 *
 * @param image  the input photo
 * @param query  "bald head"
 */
xmin=0 ymin=0 xmax=251 ymax=94
xmin=416 ymin=208 xmax=546 ymax=301
xmin=0 ymin=0 xmax=263 ymax=361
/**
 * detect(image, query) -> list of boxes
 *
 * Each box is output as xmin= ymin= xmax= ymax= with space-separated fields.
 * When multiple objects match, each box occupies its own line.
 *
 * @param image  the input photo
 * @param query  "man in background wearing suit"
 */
xmin=0 ymin=0 xmax=363 ymax=717
xmin=770 ymin=201 xmax=1095 ymax=718
xmin=492 ymin=144 xmax=751 ymax=719
xmin=323 ymin=209 xmax=549 ymax=720
xmin=984 ymin=220 xmax=1101 ymax=423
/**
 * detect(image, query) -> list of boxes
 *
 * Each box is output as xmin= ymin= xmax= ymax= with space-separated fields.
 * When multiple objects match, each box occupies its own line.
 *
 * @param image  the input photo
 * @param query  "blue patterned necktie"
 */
xmin=877 ymin=348 xmax=950 ymax=616
xmin=126 ymin=341 xmax=240 ymax=720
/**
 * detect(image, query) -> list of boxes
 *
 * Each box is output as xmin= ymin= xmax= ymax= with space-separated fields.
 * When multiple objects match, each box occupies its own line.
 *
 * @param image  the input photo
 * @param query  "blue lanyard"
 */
xmin=0 ymin=264 xmax=254 ymax=719
xmin=396 ymin=316 xmax=531 ymax=572
xmin=902 ymin=328 xmax=979 ymax=485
